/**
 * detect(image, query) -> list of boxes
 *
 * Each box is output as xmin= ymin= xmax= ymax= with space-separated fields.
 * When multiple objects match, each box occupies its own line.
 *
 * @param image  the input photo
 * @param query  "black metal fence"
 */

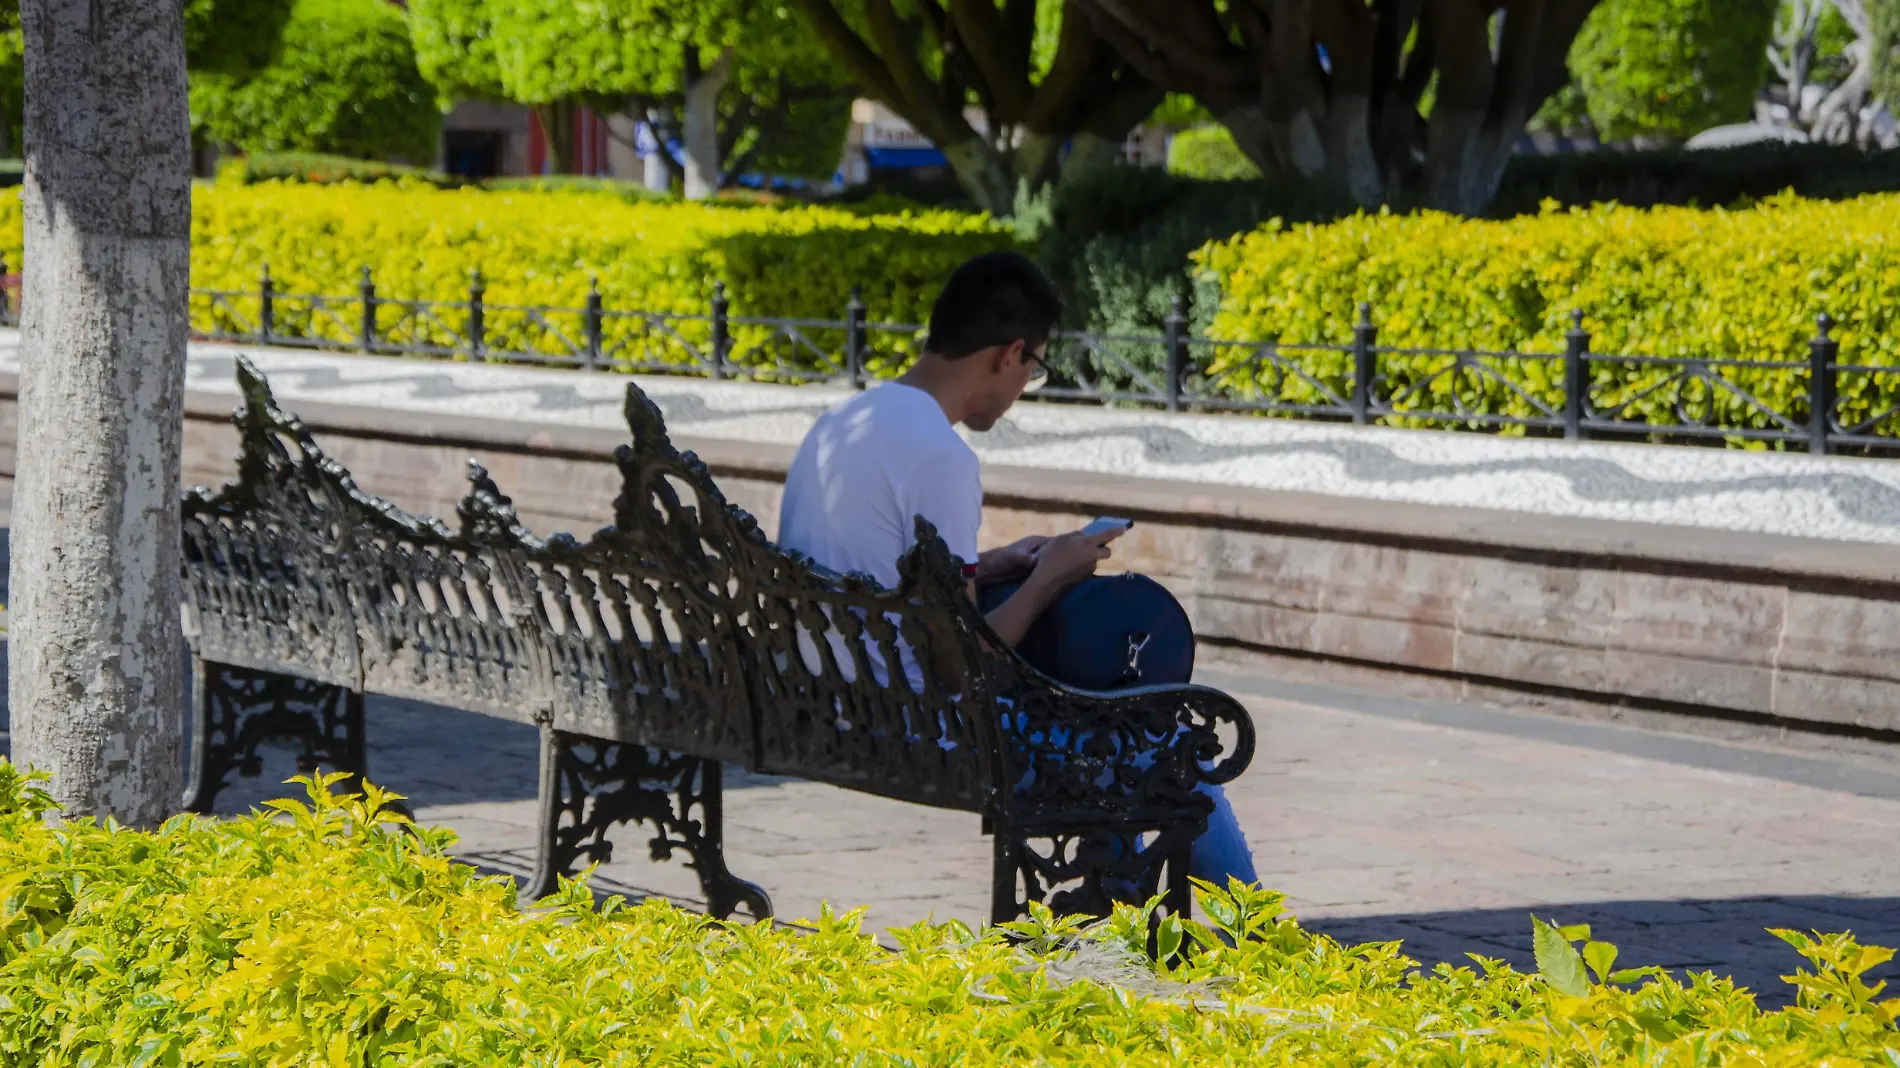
xmin=6 ymin=260 xmax=1898 ymax=456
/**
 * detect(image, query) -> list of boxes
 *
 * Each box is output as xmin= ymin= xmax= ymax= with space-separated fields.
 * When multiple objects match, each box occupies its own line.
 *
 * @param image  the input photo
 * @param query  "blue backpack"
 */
xmin=977 ymin=573 xmax=1196 ymax=691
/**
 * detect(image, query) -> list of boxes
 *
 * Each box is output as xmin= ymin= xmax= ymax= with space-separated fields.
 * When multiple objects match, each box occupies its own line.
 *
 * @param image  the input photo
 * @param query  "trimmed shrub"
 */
xmin=0 ymin=182 xmax=1013 ymax=373
xmin=215 ymin=152 xmax=458 ymax=188
xmin=1194 ymin=193 xmax=1900 ymax=437
xmin=1165 ymin=125 xmax=1262 ymax=181
xmin=0 ymin=765 xmax=1895 ymax=1064
xmin=481 ymin=174 xmax=664 ymax=199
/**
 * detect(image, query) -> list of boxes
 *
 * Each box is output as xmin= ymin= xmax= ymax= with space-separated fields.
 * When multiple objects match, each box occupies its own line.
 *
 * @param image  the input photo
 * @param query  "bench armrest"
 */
xmin=1001 ymin=679 xmax=1256 ymax=820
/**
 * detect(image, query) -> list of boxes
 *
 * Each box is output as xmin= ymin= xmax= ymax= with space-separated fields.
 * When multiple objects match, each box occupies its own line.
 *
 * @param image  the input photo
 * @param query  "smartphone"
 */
xmin=1079 ymin=516 xmax=1134 ymax=538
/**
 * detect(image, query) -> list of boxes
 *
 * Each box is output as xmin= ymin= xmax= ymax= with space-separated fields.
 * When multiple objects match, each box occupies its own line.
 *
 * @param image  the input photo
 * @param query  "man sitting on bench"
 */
xmin=777 ymin=251 xmax=1256 ymax=889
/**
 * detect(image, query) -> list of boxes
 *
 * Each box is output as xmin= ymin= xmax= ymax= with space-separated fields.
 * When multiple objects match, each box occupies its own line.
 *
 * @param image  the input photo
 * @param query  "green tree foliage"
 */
xmin=191 ymin=0 xmax=441 ymax=164
xmin=723 ymin=77 xmax=854 ymax=182
xmin=1148 ymin=94 xmax=1215 ymax=130
xmin=407 ymin=0 xmax=507 ymax=106
xmin=184 ymin=0 xmax=296 ymax=78
xmin=1566 ymin=0 xmax=1779 ymax=140
xmin=0 ymin=4 xmax=18 ymax=157
xmin=1872 ymin=0 xmax=1900 ymax=106
xmin=411 ymin=0 xmax=847 ymax=186
xmin=0 ymin=0 xmax=293 ymax=157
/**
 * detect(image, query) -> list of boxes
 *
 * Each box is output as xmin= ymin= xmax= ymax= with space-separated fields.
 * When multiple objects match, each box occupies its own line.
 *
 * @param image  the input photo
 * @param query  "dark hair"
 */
xmin=923 ymin=251 xmax=1063 ymax=360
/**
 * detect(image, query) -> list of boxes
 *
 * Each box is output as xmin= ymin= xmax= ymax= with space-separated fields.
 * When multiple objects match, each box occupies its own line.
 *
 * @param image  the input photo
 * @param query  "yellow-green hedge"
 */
xmin=1 ymin=765 xmax=1897 ymax=1065
xmin=1194 ymin=193 xmax=1900 ymax=438
xmin=0 ymin=182 xmax=1013 ymax=373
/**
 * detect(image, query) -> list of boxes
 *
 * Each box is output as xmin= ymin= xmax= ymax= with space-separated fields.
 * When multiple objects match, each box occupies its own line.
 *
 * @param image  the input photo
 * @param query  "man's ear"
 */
xmin=991 ymin=339 xmax=1023 ymax=374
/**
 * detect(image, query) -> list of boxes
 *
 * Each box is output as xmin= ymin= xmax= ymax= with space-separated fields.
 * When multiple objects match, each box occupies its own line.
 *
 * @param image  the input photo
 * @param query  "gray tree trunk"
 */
xmin=682 ymin=50 xmax=733 ymax=201
xmin=11 ymin=0 xmax=191 ymax=825
xmin=642 ymin=108 xmax=673 ymax=194
xmin=940 ymin=137 xmax=1015 ymax=216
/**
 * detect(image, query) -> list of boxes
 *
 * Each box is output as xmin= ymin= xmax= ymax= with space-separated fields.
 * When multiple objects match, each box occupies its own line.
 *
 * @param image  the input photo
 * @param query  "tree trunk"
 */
xmin=641 ymin=108 xmax=673 ymax=194
xmin=1267 ymin=109 xmax=1330 ymax=178
xmin=643 ymin=139 xmax=671 ymax=192
xmin=534 ymin=105 xmax=576 ymax=174
xmin=1322 ymin=95 xmax=1384 ymax=205
xmin=682 ymin=49 xmax=733 ymax=201
xmin=1419 ymin=106 xmax=1520 ymax=215
xmin=1013 ymin=129 xmax=1065 ymax=190
xmin=940 ymin=136 xmax=1016 ymax=215
xmin=12 ymin=0 xmax=191 ymax=826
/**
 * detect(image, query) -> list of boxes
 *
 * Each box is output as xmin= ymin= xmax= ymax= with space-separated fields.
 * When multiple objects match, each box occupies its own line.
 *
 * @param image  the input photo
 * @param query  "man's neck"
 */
xmin=896 ymin=356 xmax=971 ymax=426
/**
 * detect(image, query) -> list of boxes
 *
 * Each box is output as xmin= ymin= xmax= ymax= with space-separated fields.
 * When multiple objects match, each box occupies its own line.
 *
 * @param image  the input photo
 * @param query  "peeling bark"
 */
xmin=12 ymin=0 xmax=191 ymax=825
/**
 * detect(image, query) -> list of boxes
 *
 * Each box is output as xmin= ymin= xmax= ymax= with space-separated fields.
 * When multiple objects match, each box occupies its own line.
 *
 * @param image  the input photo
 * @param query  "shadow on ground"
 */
xmin=1306 ymin=896 xmax=1900 ymax=1008
xmin=201 ymin=695 xmax=788 ymax=814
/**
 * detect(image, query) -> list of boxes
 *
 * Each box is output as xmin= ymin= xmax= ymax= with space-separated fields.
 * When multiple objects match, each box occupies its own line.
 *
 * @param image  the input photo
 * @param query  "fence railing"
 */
xmin=4 ymin=260 xmax=1897 ymax=456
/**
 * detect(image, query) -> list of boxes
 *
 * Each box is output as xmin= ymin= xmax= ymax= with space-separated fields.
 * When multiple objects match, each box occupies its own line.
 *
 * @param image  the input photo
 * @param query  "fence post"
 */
xmin=1809 ymin=312 xmax=1837 ymax=455
xmin=584 ymin=275 xmax=604 ymax=371
xmin=1350 ymin=302 xmax=1376 ymax=424
xmin=709 ymin=281 xmax=728 ymax=380
xmin=358 ymin=266 xmax=377 ymax=355
xmin=468 ymin=268 xmax=486 ymax=360
xmin=1563 ymin=309 xmax=1589 ymax=440
xmin=258 ymin=263 xmax=275 ymax=342
xmin=845 ymin=285 xmax=866 ymax=389
xmin=1163 ymin=293 xmax=1188 ymax=412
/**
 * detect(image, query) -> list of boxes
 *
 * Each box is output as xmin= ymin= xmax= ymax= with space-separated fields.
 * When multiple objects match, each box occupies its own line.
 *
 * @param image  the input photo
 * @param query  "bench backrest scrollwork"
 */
xmin=183 ymin=360 xmax=1255 ymax=828
xmin=181 ymin=358 xmax=1018 ymax=809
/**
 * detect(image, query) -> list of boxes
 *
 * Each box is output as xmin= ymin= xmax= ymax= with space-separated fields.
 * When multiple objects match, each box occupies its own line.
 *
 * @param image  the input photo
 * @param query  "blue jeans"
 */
xmin=1190 ymin=783 xmax=1257 ymax=886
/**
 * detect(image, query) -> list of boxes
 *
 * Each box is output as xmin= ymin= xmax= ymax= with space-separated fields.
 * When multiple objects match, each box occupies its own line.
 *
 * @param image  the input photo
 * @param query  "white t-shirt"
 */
xmin=778 ymin=383 xmax=983 ymax=586
xmin=777 ymin=384 xmax=983 ymax=692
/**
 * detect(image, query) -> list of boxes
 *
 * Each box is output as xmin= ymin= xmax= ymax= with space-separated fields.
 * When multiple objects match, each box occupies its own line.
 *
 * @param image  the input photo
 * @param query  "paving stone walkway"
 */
xmin=195 ymin=662 xmax=1900 ymax=1007
xmin=8 ymin=331 xmax=1900 ymax=544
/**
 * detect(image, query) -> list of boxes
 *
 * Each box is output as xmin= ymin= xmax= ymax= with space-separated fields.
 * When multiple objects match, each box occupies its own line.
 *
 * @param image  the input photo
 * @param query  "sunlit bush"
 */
xmin=0 ymin=764 xmax=1893 ymax=1064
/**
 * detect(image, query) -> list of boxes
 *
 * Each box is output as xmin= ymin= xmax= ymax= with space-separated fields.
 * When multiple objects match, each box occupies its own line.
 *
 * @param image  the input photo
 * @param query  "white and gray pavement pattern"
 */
xmin=6 ymin=331 xmax=1900 ymax=545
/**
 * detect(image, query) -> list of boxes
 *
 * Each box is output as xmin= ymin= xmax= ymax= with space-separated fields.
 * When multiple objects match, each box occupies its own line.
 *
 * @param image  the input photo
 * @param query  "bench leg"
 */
xmin=182 ymin=658 xmax=367 ymax=815
xmin=990 ymin=819 xmax=1199 ymax=927
xmin=525 ymin=727 xmax=773 ymax=922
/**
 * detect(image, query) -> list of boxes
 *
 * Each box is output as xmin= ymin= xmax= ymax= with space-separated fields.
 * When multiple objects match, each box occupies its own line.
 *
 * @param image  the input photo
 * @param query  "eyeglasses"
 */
xmin=1022 ymin=339 xmax=1054 ymax=385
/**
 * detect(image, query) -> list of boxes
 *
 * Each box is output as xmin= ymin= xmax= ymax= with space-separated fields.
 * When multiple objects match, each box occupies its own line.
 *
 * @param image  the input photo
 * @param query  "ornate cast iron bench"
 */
xmin=180 ymin=358 xmax=1256 ymax=923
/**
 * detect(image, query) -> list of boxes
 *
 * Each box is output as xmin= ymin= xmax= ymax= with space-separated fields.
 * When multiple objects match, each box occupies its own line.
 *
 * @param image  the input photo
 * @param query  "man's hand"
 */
xmin=975 ymin=534 xmax=1050 ymax=584
xmin=978 ymin=527 xmax=1122 ymax=649
xmin=1028 ymin=528 xmax=1119 ymax=591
